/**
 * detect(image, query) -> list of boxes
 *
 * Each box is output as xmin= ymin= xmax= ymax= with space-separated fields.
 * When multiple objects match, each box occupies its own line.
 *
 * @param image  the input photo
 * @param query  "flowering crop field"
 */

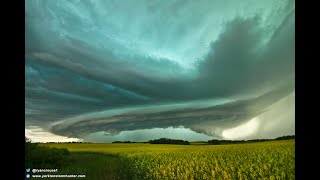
xmin=42 ymin=140 xmax=294 ymax=180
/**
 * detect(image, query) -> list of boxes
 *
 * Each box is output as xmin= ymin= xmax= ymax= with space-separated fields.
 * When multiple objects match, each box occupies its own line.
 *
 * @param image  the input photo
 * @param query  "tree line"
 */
xmin=207 ymin=135 xmax=295 ymax=145
xmin=148 ymin=138 xmax=190 ymax=145
xmin=26 ymin=135 xmax=294 ymax=145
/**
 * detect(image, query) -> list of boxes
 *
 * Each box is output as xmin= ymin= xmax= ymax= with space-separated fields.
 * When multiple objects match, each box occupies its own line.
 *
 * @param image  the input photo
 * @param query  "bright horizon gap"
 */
xmin=25 ymin=125 xmax=293 ymax=143
xmin=222 ymin=117 xmax=260 ymax=140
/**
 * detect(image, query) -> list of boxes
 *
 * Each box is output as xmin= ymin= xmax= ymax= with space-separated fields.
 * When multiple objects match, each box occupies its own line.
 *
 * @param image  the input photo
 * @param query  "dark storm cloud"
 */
xmin=25 ymin=0 xmax=295 ymax=140
xmin=197 ymin=12 xmax=294 ymax=97
xmin=52 ymin=84 xmax=293 ymax=138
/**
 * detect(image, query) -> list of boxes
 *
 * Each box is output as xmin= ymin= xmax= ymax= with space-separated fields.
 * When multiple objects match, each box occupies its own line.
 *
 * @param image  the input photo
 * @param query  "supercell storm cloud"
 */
xmin=25 ymin=0 xmax=295 ymax=142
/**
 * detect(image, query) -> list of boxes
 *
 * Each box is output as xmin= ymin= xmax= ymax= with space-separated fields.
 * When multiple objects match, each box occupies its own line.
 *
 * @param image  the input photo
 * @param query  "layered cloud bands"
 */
xmin=25 ymin=0 xmax=295 ymax=141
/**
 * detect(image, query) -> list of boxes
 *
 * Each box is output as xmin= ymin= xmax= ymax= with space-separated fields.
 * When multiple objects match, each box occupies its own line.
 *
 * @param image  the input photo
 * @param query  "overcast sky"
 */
xmin=25 ymin=0 xmax=295 ymax=142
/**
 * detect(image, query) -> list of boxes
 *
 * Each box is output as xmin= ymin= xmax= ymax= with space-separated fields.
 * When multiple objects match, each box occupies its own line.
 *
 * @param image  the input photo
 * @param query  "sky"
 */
xmin=25 ymin=0 xmax=295 ymax=142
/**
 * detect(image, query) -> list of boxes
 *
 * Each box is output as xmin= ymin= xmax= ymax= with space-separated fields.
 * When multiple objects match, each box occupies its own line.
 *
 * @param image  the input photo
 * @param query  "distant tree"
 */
xmin=207 ymin=139 xmax=245 ymax=145
xmin=275 ymin=135 xmax=295 ymax=140
xmin=207 ymin=135 xmax=295 ymax=145
xmin=148 ymin=138 xmax=190 ymax=145
xmin=112 ymin=141 xmax=136 ymax=143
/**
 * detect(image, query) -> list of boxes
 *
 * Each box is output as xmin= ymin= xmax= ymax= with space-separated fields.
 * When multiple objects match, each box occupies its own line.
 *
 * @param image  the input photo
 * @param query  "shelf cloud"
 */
xmin=25 ymin=0 xmax=295 ymax=142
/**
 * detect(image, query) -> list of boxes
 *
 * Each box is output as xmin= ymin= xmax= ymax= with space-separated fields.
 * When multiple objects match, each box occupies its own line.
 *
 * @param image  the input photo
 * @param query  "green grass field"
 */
xmin=36 ymin=140 xmax=294 ymax=180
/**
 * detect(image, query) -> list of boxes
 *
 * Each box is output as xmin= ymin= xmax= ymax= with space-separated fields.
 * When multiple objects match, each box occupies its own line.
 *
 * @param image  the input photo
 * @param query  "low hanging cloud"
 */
xmin=25 ymin=0 xmax=295 ymax=141
xmin=51 ymin=85 xmax=293 ymax=139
